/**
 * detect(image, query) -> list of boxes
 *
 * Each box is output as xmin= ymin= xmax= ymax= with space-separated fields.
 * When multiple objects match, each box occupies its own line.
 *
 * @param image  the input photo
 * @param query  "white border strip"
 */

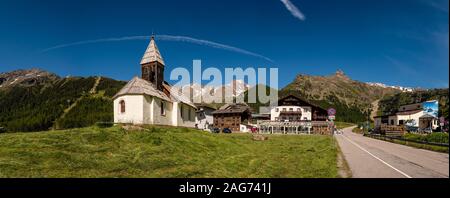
xmin=340 ymin=134 xmax=413 ymax=178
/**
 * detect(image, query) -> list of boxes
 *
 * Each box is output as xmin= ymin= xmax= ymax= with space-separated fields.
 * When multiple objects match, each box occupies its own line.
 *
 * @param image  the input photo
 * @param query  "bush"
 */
xmin=96 ymin=122 xmax=114 ymax=128
xmin=427 ymin=133 xmax=449 ymax=144
xmin=403 ymin=133 xmax=449 ymax=144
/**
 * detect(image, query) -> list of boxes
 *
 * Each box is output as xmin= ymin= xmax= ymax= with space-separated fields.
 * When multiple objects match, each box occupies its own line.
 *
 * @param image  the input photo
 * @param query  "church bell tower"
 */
xmin=141 ymin=36 xmax=165 ymax=91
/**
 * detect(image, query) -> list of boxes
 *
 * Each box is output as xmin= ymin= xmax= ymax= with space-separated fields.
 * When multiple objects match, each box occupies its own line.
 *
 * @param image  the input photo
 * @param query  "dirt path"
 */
xmin=53 ymin=76 xmax=102 ymax=129
xmin=90 ymin=76 xmax=101 ymax=94
xmin=370 ymin=99 xmax=379 ymax=120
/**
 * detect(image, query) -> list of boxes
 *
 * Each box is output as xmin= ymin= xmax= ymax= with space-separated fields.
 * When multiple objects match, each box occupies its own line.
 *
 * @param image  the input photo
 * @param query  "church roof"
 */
xmin=396 ymin=109 xmax=422 ymax=116
xmin=113 ymin=77 xmax=171 ymax=102
xmin=140 ymin=36 xmax=165 ymax=65
xmin=162 ymin=83 xmax=196 ymax=108
xmin=420 ymin=114 xmax=437 ymax=119
xmin=113 ymin=77 xmax=196 ymax=108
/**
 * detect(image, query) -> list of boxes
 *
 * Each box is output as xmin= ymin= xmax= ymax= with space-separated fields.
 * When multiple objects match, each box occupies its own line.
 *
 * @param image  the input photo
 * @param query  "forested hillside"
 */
xmin=0 ymin=69 xmax=126 ymax=132
xmin=54 ymin=77 xmax=126 ymax=130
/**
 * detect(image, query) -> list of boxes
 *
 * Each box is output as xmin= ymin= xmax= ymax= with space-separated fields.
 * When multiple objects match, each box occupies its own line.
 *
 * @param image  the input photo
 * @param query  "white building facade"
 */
xmin=374 ymin=102 xmax=439 ymax=132
xmin=195 ymin=105 xmax=215 ymax=131
xmin=270 ymin=106 xmax=312 ymax=122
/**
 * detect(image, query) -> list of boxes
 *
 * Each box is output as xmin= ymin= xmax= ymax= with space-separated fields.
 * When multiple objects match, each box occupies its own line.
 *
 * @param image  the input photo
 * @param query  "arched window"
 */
xmin=119 ymin=100 xmax=125 ymax=113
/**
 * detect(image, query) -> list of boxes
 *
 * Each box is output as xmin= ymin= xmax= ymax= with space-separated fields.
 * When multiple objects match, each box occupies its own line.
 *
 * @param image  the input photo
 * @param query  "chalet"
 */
xmin=270 ymin=94 xmax=328 ymax=122
xmin=113 ymin=36 xmax=197 ymax=127
xmin=258 ymin=94 xmax=331 ymax=135
xmin=212 ymin=103 xmax=252 ymax=132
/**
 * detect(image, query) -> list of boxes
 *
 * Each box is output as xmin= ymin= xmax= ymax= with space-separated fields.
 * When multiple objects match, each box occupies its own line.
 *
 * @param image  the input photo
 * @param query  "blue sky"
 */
xmin=0 ymin=0 xmax=448 ymax=88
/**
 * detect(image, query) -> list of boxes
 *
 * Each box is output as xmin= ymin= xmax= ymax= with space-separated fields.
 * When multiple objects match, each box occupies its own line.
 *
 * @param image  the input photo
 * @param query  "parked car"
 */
xmin=405 ymin=125 xmax=419 ymax=133
xmin=212 ymin=128 xmax=220 ymax=133
xmin=0 ymin=127 xmax=6 ymax=133
xmin=222 ymin=128 xmax=232 ymax=134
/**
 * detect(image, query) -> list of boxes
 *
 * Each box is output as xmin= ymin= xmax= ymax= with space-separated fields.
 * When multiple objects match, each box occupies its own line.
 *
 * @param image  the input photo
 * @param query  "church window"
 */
xmin=150 ymin=67 xmax=155 ymax=83
xmin=119 ymin=100 xmax=125 ymax=113
xmin=180 ymin=105 xmax=184 ymax=118
xmin=161 ymin=101 xmax=166 ymax=116
xmin=188 ymin=108 xmax=192 ymax=121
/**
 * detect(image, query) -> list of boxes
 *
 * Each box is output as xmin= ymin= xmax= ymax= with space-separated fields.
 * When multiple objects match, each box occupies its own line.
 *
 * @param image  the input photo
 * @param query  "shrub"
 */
xmin=426 ymin=133 xmax=449 ymax=144
xmin=96 ymin=122 xmax=114 ymax=128
xmin=403 ymin=133 xmax=449 ymax=144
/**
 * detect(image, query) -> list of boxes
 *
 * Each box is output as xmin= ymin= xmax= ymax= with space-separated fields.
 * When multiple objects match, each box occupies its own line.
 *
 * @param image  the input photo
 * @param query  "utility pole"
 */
xmin=366 ymin=106 xmax=372 ymax=134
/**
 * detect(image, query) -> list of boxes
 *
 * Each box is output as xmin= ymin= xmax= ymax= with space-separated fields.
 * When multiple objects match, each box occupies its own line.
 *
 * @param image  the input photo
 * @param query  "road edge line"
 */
xmin=340 ymin=133 xmax=413 ymax=178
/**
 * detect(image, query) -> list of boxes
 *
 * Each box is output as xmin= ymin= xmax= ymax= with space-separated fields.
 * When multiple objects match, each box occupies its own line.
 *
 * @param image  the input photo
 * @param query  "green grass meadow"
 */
xmin=0 ymin=126 xmax=339 ymax=178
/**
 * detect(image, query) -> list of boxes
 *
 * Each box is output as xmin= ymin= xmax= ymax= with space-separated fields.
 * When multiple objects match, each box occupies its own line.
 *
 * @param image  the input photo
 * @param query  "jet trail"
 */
xmin=280 ymin=0 xmax=306 ymax=21
xmin=40 ymin=35 xmax=274 ymax=63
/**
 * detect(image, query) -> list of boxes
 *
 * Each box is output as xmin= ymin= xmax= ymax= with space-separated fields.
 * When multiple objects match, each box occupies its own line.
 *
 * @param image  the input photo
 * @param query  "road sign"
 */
xmin=328 ymin=108 xmax=336 ymax=116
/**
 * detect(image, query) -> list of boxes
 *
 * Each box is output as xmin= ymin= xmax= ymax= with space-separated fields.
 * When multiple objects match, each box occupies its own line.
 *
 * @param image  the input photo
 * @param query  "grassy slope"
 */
xmin=0 ymin=126 xmax=339 ymax=178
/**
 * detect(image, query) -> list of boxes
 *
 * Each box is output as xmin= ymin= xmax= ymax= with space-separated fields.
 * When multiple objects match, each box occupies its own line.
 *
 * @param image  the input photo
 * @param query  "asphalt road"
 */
xmin=336 ymin=127 xmax=449 ymax=178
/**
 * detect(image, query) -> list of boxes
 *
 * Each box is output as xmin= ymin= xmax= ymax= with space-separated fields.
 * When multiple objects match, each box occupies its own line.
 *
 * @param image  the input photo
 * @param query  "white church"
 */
xmin=113 ymin=36 xmax=197 ymax=128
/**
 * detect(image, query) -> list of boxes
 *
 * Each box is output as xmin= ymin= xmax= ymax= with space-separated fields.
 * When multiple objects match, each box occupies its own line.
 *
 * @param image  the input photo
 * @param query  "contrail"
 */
xmin=39 ymin=35 xmax=274 ymax=63
xmin=280 ymin=0 xmax=306 ymax=21
xmin=39 ymin=36 xmax=149 ymax=53
xmin=157 ymin=35 xmax=273 ymax=63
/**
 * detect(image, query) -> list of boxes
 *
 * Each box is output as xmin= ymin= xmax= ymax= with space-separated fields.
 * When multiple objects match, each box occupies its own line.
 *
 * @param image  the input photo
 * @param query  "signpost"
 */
xmin=328 ymin=108 xmax=336 ymax=134
xmin=328 ymin=108 xmax=336 ymax=117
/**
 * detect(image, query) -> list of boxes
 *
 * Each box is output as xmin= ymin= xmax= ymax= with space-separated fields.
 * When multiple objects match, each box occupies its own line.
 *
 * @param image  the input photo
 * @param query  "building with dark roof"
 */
xmin=212 ymin=103 xmax=252 ymax=132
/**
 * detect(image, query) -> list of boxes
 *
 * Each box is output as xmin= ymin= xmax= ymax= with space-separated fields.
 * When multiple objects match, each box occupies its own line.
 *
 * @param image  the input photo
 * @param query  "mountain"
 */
xmin=1 ymin=68 xmax=447 ymax=132
xmin=0 ymin=69 xmax=126 ymax=132
xmin=175 ymin=79 xmax=251 ymax=102
xmin=281 ymin=70 xmax=403 ymax=123
xmin=0 ymin=68 xmax=59 ymax=89
xmin=241 ymin=84 xmax=278 ymax=113
xmin=366 ymin=82 xmax=415 ymax=92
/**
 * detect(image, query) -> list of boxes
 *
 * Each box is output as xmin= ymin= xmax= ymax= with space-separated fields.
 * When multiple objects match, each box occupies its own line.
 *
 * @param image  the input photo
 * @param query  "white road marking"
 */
xmin=340 ymin=133 xmax=413 ymax=178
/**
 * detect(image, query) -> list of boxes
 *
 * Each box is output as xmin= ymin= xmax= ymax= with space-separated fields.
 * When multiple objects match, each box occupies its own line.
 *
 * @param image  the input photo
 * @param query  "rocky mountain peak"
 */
xmin=0 ymin=68 xmax=60 ymax=89
xmin=334 ymin=69 xmax=349 ymax=80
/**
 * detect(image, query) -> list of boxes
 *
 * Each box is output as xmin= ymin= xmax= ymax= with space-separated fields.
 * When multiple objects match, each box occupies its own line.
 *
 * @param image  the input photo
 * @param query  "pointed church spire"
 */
xmin=140 ymin=35 xmax=165 ymax=65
